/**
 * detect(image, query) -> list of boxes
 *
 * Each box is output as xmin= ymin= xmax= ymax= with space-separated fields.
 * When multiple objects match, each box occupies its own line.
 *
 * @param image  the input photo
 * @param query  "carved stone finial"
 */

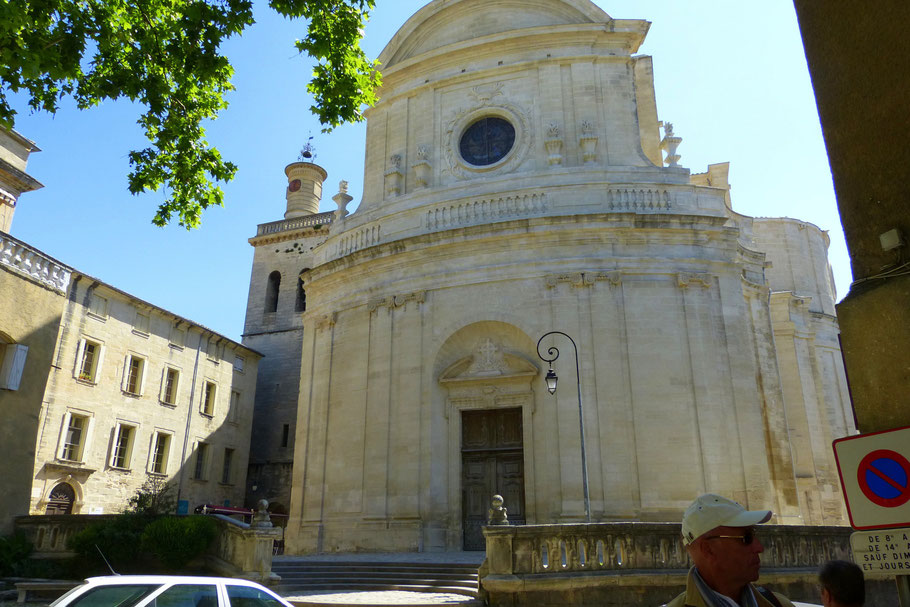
xmin=339 ymin=180 xmax=348 ymax=194
xmin=663 ymin=122 xmax=674 ymax=137
xmin=545 ymin=123 xmax=563 ymax=166
xmin=579 ymin=121 xmax=598 ymax=164
xmin=413 ymin=145 xmax=432 ymax=188
xmin=390 ymin=154 xmax=402 ymax=170
xmin=487 ymin=494 xmax=509 ymax=525
xmin=251 ymin=499 xmax=273 ymax=528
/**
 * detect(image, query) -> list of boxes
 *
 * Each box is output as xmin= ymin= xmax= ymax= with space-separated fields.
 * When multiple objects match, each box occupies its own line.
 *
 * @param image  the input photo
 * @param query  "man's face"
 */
xmin=700 ymin=525 xmax=764 ymax=587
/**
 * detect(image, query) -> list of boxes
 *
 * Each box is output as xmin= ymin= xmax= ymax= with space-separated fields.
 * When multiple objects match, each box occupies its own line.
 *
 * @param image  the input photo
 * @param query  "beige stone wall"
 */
xmin=30 ymin=275 xmax=260 ymax=515
xmin=0 ymin=235 xmax=68 ymax=534
xmin=242 ymin=209 xmax=329 ymax=509
xmin=0 ymin=129 xmax=42 ymax=233
xmin=269 ymin=0 xmax=851 ymax=552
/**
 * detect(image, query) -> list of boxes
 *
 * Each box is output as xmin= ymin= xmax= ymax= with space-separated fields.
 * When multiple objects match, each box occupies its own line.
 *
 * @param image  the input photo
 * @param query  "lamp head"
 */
xmin=545 ymin=367 xmax=558 ymax=394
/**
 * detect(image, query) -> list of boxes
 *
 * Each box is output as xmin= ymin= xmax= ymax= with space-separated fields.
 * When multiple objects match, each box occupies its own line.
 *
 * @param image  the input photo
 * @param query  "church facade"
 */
xmin=243 ymin=0 xmax=853 ymax=553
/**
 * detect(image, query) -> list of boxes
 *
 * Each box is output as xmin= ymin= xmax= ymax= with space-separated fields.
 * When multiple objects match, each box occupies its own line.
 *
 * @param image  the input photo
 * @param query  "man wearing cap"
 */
xmin=664 ymin=494 xmax=795 ymax=607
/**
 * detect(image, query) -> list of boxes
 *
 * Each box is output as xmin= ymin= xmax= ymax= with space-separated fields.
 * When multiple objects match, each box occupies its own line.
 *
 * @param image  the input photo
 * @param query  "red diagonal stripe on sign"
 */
xmin=869 ymin=462 xmax=908 ymax=492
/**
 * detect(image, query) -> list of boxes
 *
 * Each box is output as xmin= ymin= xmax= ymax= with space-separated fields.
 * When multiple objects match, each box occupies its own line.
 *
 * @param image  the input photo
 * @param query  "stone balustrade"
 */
xmin=206 ymin=515 xmax=283 ymax=584
xmin=255 ymin=212 xmax=336 ymax=237
xmin=15 ymin=515 xmax=108 ymax=557
xmin=16 ymin=514 xmax=280 ymax=584
xmin=481 ymin=522 xmax=855 ymax=606
xmin=0 ymin=232 xmax=71 ymax=293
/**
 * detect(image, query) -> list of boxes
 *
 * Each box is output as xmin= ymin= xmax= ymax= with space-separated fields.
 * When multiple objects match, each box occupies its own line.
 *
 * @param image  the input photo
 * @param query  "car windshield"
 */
xmin=148 ymin=583 xmax=219 ymax=607
xmin=52 ymin=584 xmax=160 ymax=607
xmin=225 ymin=585 xmax=287 ymax=607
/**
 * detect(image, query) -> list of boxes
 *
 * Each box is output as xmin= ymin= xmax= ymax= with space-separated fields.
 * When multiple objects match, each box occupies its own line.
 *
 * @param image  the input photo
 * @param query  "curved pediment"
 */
xmin=379 ymin=0 xmax=611 ymax=68
xmin=439 ymin=337 xmax=539 ymax=385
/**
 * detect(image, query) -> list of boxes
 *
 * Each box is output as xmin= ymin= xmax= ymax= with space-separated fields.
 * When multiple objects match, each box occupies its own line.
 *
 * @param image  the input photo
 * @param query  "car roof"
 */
xmin=83 ymin=576 xmax=264 ymax=586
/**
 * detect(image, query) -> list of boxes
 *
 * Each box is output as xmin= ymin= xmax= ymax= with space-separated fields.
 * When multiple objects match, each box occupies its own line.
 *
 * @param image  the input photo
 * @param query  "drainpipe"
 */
xmin=175 ymin=327 xmax=203 ymax=512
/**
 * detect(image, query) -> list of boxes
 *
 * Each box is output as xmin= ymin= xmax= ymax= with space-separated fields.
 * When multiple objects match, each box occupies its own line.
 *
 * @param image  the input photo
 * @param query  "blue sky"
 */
xmin=8 ymin=1 xmax=846 ymax=342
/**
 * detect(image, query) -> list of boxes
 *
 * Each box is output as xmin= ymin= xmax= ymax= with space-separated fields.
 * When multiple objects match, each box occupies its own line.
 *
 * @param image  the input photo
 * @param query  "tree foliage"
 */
xmin=0 ymin=0 xmax=381 ymax=228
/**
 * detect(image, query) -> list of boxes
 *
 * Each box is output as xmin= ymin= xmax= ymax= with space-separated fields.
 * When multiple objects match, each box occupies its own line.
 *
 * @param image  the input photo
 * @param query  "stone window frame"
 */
xmin=192 ymin=440 xmax=210 ymax=481
xmin=160 ymin=366 xmax=180 ymax=406
xmin=445 ymin=101 xmax=533 ymax=180
xmin=220 ymin=447 xmax=235 ymax=485
xmin=132 ymin=310 xmax=151 ymax=337
xmin=109 ymin=421 xmax=138 ymax=470
xmin=200 ymin=380 xmax=217 ymax=417
xmin=121 ymin=352 xmax=147 ymax=396
xmin=148 ymin=429 xmax=173 ymax=475
xmin=74 ymin=336 xmax=105 ymax=384
xmin=58 ymin=409 xmax=94 ymax=463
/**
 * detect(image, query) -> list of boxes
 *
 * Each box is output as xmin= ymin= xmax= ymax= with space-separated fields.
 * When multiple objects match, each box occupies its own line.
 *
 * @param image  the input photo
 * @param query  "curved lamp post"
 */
xmin=536 ymin=331 xmax=591 ymax=522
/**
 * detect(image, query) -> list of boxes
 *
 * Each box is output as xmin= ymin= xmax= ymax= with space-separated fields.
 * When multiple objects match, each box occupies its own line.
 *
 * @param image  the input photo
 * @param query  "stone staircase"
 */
xmin=273 ymin=558 xmax=481 ymax=598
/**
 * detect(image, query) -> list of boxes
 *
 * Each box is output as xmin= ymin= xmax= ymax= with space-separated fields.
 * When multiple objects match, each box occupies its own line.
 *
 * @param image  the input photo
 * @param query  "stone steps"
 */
xmin=273 ymin=561 xmax=480 ymax=598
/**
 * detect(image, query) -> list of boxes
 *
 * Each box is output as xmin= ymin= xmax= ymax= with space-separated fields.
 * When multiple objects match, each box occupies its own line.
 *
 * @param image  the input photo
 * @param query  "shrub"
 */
xmin=0 ymin=532 xmax=33 ymax=575
xmin=140 ymin=516 xmax=217 ymax=571
xmin=68 ymin=514 xmax=151 ymax=574
xmin=125 ymin=478 xmax=176 ymax=516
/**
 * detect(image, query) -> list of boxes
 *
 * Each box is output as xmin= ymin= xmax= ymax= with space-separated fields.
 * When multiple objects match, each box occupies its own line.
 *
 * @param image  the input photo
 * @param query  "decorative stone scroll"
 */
xmin=367 ymin=290 xmax=426 ymax=312
xmin=676 ymin=272 xmax=713 ymax=289
xmin=315 ymin=312 xmax=337 ymax=330
xmin=385 ymin=154 xmax=403 ymax=197
xmin=544 ymin=270 xmax=622 ymax=289
xmin=544 ymin=123 xmax=563 ymax=166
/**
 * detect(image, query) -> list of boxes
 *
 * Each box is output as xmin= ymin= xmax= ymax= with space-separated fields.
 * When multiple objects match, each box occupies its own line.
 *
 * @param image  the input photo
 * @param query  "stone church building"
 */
xmin=242 ymin=0 xmax=853 ymax=553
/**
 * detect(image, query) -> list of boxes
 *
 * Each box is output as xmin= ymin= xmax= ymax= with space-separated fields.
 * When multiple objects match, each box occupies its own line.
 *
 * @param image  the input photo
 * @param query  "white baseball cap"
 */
xmin=681 ymin=493 xmax=772 ymax=545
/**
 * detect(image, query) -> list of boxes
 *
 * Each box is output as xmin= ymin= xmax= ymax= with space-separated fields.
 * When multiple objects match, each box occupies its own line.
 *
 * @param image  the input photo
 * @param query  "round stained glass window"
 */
xmin=459 ymin=116 xmax=516 ymax=166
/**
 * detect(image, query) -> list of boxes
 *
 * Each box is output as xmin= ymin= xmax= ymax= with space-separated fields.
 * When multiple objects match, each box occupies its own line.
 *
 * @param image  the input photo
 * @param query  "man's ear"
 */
xmin=820 ymin=587 xmax=831 ymax=606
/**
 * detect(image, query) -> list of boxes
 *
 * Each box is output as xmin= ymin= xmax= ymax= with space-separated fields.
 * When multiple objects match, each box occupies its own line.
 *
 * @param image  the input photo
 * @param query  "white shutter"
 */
xmin=138 ymin=359 xmax=147 ymax=395
xmin=95 ymin=345 xmax=105 ymax=383
xmin=121 ymin=355 xmax=130 ymax=391
xmin=73 ymin=338 xmax=86 ymax=379
xmin=1 ymin=344 xmax=28 ymax=390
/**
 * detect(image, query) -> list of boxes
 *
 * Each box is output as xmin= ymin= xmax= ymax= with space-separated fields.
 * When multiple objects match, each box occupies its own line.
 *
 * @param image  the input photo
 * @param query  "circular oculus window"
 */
xmin=459 ymin=116 xmax=516 ymax=166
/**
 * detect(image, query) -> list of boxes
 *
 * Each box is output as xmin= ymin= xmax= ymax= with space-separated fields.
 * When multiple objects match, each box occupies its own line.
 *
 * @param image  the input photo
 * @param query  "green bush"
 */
xmin=68 ymin=514 xmax=151 ymax=574
xmin=140 ymin=516 xmax=217 ymax=571
xmin=124 ymin=478 xmax=175 ymax=516
xmin=0 ymin=532 xmax=33 ymax=575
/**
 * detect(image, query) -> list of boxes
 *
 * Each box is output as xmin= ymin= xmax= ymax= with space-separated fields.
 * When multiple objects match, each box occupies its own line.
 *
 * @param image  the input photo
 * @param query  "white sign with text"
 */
xmin=850 ymin=528 xmax=910 ymax=579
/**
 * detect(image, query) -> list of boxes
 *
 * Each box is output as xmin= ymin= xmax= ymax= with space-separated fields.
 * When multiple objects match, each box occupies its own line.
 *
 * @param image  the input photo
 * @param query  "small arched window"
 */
xmin=295 ymin=268 xmax=309 ymax=312
xmin=265 ymin=271 xmax=281 ymax=314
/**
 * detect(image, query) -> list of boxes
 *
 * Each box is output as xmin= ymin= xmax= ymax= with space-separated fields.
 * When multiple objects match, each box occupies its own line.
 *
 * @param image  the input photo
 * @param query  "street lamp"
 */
xmin=536 ymin=331 xmax=591 ymax=522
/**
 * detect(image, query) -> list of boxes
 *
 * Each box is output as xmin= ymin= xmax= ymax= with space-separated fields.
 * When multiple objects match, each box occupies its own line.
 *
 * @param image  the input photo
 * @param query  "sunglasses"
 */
xmin=705 ymin=529 xmax=756 ymax=545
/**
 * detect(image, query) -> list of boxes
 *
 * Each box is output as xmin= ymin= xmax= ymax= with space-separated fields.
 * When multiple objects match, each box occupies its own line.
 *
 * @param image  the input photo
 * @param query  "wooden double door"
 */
xmin=462 ymin=408 xmax=525 ymax=550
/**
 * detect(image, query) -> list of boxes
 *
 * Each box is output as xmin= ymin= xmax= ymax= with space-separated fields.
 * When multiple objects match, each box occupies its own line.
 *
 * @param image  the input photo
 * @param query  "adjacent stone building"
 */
xmin=1 ymin=143 xmax=262 ymax=518
xmin=242 ymin=0 xmax=854 ymax=554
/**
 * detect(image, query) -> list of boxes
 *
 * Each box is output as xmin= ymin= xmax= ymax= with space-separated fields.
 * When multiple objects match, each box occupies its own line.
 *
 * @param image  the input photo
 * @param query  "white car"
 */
xmin=50 ymin=575 xmax=293 ymax=607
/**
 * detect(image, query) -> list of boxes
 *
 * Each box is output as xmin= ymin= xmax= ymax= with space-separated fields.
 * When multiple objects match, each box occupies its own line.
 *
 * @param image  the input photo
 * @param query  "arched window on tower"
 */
xmin=295 ymin=269 xmax=309 ymax=312
xmin=265 ymin=271 xmax=281 ymax=314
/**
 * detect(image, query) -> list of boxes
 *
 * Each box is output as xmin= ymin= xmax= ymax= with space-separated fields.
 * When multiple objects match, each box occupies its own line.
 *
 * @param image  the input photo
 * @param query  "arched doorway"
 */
xmin=45 ymin=483 xmax=75 ymax=514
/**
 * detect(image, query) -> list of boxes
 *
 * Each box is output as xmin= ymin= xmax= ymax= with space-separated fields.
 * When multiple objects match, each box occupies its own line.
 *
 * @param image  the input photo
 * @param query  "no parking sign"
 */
xmin=834 ymin=426 xmax=910 ymax=530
